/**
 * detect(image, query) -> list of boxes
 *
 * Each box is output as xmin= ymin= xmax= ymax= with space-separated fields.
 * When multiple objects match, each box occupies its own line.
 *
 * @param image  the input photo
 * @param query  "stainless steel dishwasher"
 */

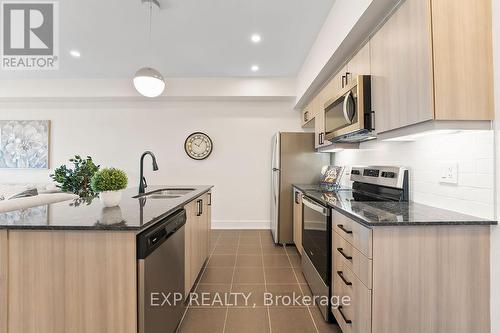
xmin=137 ymin=209 xmax=186 ymax=333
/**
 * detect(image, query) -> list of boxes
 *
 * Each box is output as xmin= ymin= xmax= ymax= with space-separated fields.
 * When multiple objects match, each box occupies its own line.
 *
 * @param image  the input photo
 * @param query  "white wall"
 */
xmin=491 ymin=0 xmax=500 ymax=330
xmin=0 ymin=77 xmax=296 ymax=99
xmin=296 ymin=0 xmax=372 ymax=101
xmin=0 ymin=99 xmax=302 ymax=229
xmin=333 ymin=130 xmax=495 ymax=219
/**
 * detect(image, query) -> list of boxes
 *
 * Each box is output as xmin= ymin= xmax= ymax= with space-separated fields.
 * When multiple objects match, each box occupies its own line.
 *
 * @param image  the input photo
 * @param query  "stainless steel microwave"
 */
xmin=324 ymin=75 xmax=375 ymax=143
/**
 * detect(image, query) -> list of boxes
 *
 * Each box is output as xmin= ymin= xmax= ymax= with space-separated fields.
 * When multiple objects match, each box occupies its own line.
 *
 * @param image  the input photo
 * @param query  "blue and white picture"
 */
xmin=0 ymin=120 xmax=50 ymax=169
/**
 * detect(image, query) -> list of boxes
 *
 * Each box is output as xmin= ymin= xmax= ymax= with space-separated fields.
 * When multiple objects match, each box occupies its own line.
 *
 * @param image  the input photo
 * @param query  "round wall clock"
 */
xmin=184 ymin=132 xmax=213 ymax=160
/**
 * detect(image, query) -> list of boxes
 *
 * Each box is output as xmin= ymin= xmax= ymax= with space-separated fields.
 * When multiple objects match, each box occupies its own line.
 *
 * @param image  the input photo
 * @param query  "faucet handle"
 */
xmin=142 ymin=177 xmax=148 ymax=189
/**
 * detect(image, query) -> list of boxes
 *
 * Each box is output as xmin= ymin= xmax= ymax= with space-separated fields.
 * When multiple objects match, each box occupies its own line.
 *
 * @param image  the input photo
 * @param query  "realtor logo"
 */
xmin=1 ymin=1 xmax=59 ymax=70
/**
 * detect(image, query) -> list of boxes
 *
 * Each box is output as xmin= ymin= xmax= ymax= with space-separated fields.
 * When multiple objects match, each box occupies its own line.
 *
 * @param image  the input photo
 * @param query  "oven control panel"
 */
xmin=350 ymin=166 xmax=408 ymax=189
xmin=363 ymin=169 xmax=380 ymax=177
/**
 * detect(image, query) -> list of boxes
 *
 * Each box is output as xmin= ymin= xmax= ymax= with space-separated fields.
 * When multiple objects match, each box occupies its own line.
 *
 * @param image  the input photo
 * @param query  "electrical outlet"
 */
xmin=440 ymin=162 xmax=458 ymax=184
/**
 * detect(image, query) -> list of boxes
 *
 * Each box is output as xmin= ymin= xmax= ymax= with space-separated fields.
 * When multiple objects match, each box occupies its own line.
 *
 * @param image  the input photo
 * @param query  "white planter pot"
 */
xmin=99 ymin=190 xmax=122 ymax=208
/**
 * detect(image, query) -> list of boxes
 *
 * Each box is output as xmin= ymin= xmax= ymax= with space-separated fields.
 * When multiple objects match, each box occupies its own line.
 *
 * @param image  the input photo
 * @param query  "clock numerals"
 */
xmin=185 ymin=132 xmax=213 ymax=160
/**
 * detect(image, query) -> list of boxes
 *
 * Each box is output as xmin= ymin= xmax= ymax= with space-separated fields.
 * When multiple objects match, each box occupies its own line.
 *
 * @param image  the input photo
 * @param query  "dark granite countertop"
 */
xmin=293 ymin=184 xmax=496 ymax=227
xmin=0 ymin=185 xmax=212 ymax=232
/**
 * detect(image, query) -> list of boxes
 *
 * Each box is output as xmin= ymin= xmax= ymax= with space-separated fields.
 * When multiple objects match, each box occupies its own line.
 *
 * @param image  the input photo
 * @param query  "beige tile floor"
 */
xmin=177 ymin=229 xmax=341 ymax=333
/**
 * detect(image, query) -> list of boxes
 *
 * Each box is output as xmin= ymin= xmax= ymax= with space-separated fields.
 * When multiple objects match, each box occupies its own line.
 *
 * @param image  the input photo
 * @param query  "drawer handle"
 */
xmin=337 ymin=248 xmax=352 ymax=261
xmin=337 ymin=305 xmax=352 ymax=325
xmin=337 ymin=271 xmax=352 ymax=286
xmin=337 ymin=224 xmax=353 ymax=235
xmin=338 ymin=306 xmax=352 ymax=324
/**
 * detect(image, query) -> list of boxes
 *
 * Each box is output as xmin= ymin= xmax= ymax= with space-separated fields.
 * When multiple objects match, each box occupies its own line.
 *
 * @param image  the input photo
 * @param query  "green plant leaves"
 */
xmin=90 ymin=168 xmax=128 ymax=193
xmin=49 ymin=155 xmax=100 ymax=198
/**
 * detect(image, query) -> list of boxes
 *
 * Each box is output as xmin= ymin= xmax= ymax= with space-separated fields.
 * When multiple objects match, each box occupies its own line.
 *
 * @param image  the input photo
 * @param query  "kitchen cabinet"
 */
xmin=184 ymin=199 xmax=196 ymax=298
xmin=7 ymin=231 xmax=137 ymax=333
xmin=431 ymin=0 xmax=493 ymax=120
xmin=301 ymin=101 xmax=314 ymax=128
xmin=371 ymin=0 xmax=493 ymax=134
xmin=370 ymin=0 xmax=434 ymax=134
xmin=184 ymin=192 xmax=212 ymax=297
xmin=347 ymin=42 xmax=371 ymax=81
xmin=313 ymin=92 xmax=329 ymax=148
xmin=292 ymin=189 xmax=303 ymax=255
xmin=0 ymin=231 xmax=7 ymax=333
xmin=314 ymin=65 xmax=347 ymax=148
xmin=331 ymin=210 xmax=490 ymax=333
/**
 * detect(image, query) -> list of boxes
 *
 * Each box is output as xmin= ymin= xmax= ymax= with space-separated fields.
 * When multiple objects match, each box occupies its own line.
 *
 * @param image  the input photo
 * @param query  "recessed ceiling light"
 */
xmin=251 ymin=34 xmax=261 ymax=43
xmin=251 ymin=65 xmax=259 ymax=72
xmin=69 ymin=50 xmax=81 ymax=58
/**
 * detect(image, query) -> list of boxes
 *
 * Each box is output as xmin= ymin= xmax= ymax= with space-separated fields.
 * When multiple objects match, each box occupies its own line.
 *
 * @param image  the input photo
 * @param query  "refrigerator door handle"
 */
xmin=272 ymin=168 xmax=280 ymax=171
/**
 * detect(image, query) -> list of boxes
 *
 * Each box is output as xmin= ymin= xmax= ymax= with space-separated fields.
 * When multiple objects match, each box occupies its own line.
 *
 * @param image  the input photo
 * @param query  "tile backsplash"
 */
xmin=333 ymin=130 xmax=495 ymax=219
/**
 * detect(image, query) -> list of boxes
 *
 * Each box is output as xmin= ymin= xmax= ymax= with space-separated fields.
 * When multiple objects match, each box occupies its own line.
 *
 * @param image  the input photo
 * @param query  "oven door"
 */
xmin=302 ymin=197 xmax=330 ymax=285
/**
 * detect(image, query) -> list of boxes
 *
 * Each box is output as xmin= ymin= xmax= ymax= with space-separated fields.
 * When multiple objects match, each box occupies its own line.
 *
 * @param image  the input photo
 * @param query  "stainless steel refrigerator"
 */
xmin=271 ymin=132 xmax=330 ymax=244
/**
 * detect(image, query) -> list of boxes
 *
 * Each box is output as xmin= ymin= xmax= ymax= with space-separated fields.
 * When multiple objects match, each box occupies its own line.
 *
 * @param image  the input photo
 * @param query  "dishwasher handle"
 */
xmin=302 ymin=197 xmax=329 ymax=216
xmin=137 ymin=209 xmax=186 ymax=259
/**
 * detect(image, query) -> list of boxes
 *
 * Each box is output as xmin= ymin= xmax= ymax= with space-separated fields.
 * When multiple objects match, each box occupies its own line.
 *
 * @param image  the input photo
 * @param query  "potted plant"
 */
xmin=50 ymin=155 xmax=100 ymax=198
xmin=90 ymin=168 xmax=128 ymax=207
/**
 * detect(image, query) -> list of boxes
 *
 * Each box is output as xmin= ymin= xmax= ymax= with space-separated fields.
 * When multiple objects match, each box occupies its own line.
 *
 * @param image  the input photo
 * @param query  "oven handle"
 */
xmin=302 ymin=197 xmax=328 ymax=216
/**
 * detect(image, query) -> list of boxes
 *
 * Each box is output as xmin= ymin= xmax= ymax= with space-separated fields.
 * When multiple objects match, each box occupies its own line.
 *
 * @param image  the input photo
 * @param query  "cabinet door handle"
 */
xmin=345 ymin=72 xmax=351 ymax=84
xmin=337 ymin=248 xmax=352 ymax=261
xmin=341 ymin=75 xmax=346 ymax=88
xmin=208 ymin=193 xmax=212 ymax=206
xmin=295 ymin=192 xmax=300 ymax=204
xmin=318 ymin=133 xmax=324 ymax=145
xmin=337 ymin=271 xmax=352 ymax=286
xmin=304 ymin=111 xmax=309 ymax=122
xmin=337 ymin=224 xmax=353 ymax=235
xmin=338 ymin=306 xmax=352 ymax=324
xmin=196 ymin=199 xmax=202 ymax=217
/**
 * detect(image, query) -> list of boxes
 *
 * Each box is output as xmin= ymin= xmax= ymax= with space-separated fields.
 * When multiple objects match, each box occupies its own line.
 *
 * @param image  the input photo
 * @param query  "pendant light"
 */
xmin=134 ymin=0 xmax=165 ymax=98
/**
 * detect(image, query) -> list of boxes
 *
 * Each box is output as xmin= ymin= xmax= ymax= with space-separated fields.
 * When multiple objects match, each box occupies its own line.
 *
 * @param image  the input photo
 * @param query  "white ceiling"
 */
xmin=1 ymin=0 xmax=335 ymax=79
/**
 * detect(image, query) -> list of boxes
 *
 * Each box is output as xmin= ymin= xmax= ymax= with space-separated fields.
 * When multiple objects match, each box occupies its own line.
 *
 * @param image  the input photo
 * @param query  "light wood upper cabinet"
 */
xmin=301 ymin=102 xmax=314 ymax=128
xmin=314 ymin=89 xmax=331 ymax=148
xmin=370 ymin=0 xmax=434 ymax=134
xmin=431 ymin=0 xmax=494 ymax=120
xmin=347 ymin=42 xmax=371 ymax=80
xmin=371 ymin=0 xmax=493 ymax=134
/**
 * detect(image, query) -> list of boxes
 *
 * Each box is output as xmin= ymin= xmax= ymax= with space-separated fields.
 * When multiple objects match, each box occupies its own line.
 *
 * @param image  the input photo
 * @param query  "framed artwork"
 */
xmin=0 ymin=120 xmax=50 ymax=169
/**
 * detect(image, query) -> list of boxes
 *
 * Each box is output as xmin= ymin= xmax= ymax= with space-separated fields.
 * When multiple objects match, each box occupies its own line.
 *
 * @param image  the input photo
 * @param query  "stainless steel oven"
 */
xmin=301 ymin=196 xmax=332 ymax=321
xmin=324 ymin=75 xmax=375 ymax=143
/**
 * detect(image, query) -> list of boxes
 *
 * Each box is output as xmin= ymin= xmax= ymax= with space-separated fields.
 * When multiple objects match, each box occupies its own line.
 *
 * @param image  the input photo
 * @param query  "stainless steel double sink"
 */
xmin=134 ymin=188 xmax=196 ymax=199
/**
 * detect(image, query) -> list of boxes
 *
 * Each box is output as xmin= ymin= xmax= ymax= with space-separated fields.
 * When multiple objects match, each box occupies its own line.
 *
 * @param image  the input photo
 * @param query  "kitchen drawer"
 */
xmin=332 ymin=260 xmax=372 ymax=333
xmin=332 ymin=209 xmax=372 ymax=258
xmin=333 ymin=230 xmax=372 ymax=289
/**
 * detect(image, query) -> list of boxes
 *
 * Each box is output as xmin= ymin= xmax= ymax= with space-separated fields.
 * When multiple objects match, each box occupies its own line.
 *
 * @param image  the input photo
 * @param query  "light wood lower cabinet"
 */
xmin=332 ymin=258 xmax=372 ymax=333
xmin=6 ymin=231 xmax=137 ymax=333
xmin=184 ymin=192 xmax=212 ymax=297
xmin=0 ymin=231 xmax=7 ymax=333
xmin=292 ymin=189 xmax=303 ymax=255
xmin=332 ymin=216 xmax=491 ymax=333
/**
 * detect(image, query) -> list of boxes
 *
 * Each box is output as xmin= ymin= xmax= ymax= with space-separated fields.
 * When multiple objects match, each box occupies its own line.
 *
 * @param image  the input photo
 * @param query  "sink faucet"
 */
xmin=139 ymin=151 xmax=159 ymax=194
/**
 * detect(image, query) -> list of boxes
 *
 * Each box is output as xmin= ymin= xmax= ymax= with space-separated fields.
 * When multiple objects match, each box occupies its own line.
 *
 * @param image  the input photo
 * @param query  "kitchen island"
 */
xmin=0 ymin=185 xmax=212 ymax=333
xmin=293 ymin=184 xmax=496 ymax=333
